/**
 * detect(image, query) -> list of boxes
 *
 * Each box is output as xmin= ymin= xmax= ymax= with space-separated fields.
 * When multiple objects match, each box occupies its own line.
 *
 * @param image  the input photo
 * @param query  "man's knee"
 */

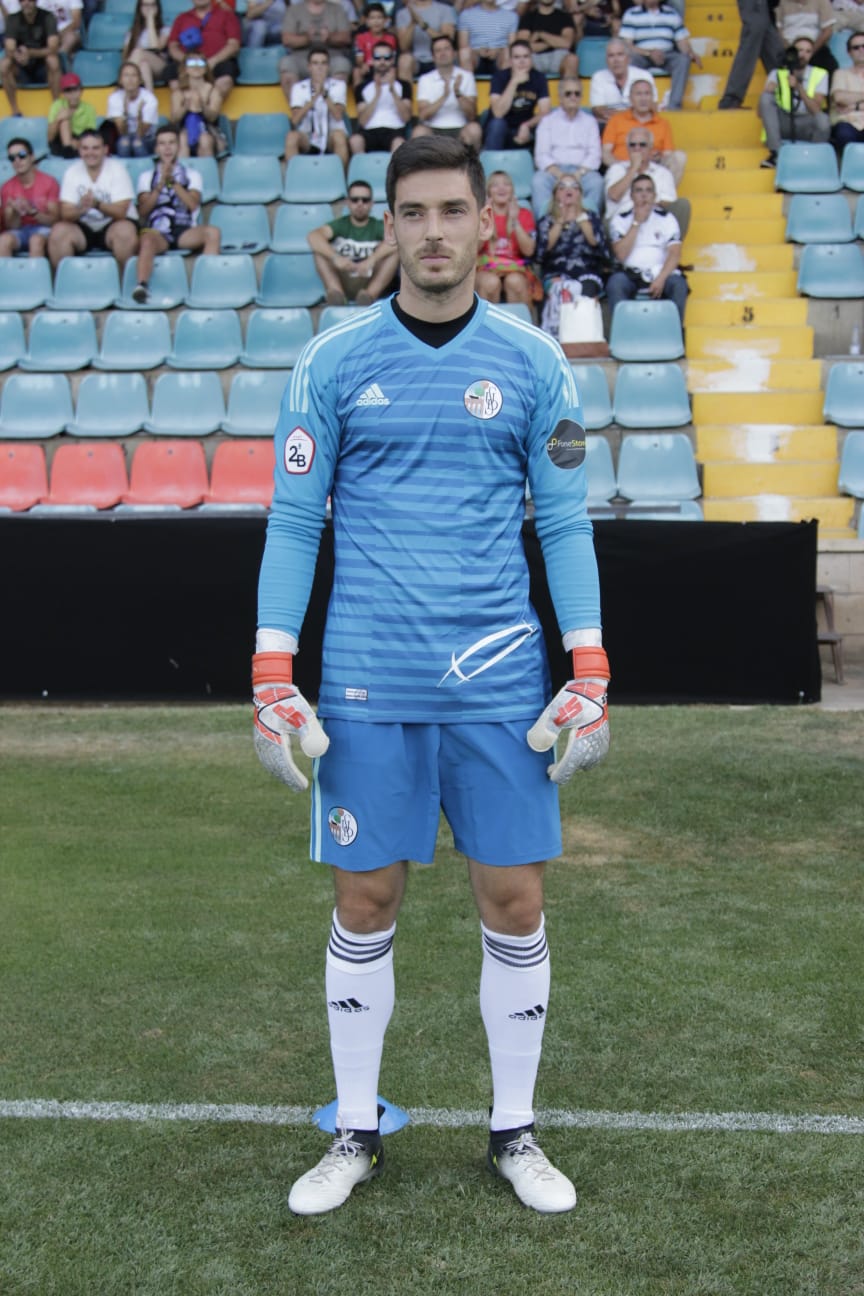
xmin=333 ymin=862 xmax=407 ymax=933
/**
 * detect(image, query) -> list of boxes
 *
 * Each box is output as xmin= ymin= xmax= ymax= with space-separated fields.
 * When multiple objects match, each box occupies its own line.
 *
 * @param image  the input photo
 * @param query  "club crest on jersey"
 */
xmin=284 ymin=426 xmax=315 ymax=475
xmin=464 ymin=380 xmax=503 ymax=420
xmin=328 ymin=807 xmax=358 ymax=846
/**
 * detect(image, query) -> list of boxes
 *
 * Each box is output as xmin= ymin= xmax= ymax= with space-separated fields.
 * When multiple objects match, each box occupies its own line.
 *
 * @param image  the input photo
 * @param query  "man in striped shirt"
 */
xmin=458 ymin=0 xmax=518 ymax=74
xmin=619 ymin=0 xmax=702 ymax=109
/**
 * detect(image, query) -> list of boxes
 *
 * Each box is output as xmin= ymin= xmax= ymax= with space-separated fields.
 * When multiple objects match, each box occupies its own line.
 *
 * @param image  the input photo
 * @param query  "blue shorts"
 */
xmin=7 ymin=225 xmax=51 ymax=251
xmin=310 ymin=720 xmax=562 ymax=872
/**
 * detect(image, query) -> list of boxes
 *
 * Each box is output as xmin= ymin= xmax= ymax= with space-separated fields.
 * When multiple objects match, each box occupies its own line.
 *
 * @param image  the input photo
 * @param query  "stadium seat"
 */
xmin=608 ymin=300 xmax=685 ymax=361
xmin=575 ymin=37 xmax=610 ymax=78
xmin=347 ymin=152 xmax=390 ymax=201
xmin=616 ymin=432 xmax=701 ymax=501
xmin=94 ymin=309 xmax=171 ymax=370
xmin=0 ymin=373 xmax=74 ymax=439
xmin=0 ymin=116 xmax=49 ymax=159
xmin=208 ymin=203 xmax=271 ymax=254
xmin=166 ymin=309 xmax=243 ymax=369
xmin=494 ymin=301 xmax=534 ymax=323
xmin=186 ymin=253 xmax=257 ymax=308
xmin=570 ymin=363 xmax=613 ymax=430
xmin=233 ymin=112 xmax=290 ymax=156
xmin=775 ymin=142 xmax=841 ymax=192
xmin=120 ymin=439 xmax=209 ymax=508
xmin=854 ymin=195 xmax=864 ymax=241
xmin=117 ymin=255 xmax=188 ymax=309
xmin=0 ymin=258 xmax=52 ymax=311
xmin=479 ymin=149 xmax=535 ymax=199
xmin=839 ymin=143 xmax=864 ymax=192
xmin=237 ymin=45 xmax=283 ymax=85
xmin=144 ymin=370 xmax=226 ymax=437
xmin=0 ymin=443 xmax=48 ymax=511
xmin=72 ymin=49 xmax=122 ymax=86
xmin=221 ymin=369 xmax=291 ymax=436
xmin=84 ymin=12 xmax=129 ymax=48
xmin=317 ymin=304 xmax=367 ymax=332
xmin=255 ymin=253 xmax=325 ymax=307
xmin=797 ymin=243 xmax=864 ymax=298
xmin=828 ymin=28 xmax=852 ymax=69
xmin=823 ymin=362 xmax=864 ymax=427
xmin=283 ymin=154 xmax=347 ymax=202
xmin=239 ymin=307 xmax=313 ymax=367
xmin=46 ymin=257 xmax=120 ymax=310
xmin=785 ymin=192 xmax=854 ymax=243
xmin=612 ymin=363 xmax=691 ymax=428
xmin=269 ymin=201 xmax=333 ymax=252
xmin=19 ymin=308 xmax=97 ymax=371
xmin=37 ymin=155 xmax=74 ymax=185
xmin=585 ymin=434 xmax=617 ymax=503
xmin=122 ymin=156 xmax=157 ymax=190
xmin=219 ymin=155 xmax=283 ymax=204
xmin=838 ymin=431 xmax=864 ymax=495
xmin=201 ymin=438 xmax=276 ymax=507
xmin=190 ymin=155 xmax=220 ymax=204
xmin=103 ymin=0 xmax=136 ymax=14
xmin=65 ymin=372 xmax=150 ymax=438
xmin=623 ymin=500 xmax=704 ymax=520
xmin=0 ymin=312 xmax=26 ymax=370
xmin=37 ymin=441 xmax=129 ymax=510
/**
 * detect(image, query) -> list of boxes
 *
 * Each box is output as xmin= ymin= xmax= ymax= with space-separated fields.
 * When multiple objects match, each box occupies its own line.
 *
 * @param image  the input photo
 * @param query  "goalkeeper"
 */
xmin=254 ymin=135 xmax=610 ymax=1219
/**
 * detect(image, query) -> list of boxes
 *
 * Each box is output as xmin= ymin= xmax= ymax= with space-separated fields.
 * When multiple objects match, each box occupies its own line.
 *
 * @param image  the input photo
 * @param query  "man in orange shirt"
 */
xmin=600 ymin=75 xmax=685 ymax=181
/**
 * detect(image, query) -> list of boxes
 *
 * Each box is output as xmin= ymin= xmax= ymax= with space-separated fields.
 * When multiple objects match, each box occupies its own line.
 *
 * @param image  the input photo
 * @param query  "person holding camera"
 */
xmin=350 ymin=40 xmax=412 ymax=155
xmin=284 ymin=45 xmax=350 ymax=169
xmin=757 ymin=35 xmax=829 ymax=168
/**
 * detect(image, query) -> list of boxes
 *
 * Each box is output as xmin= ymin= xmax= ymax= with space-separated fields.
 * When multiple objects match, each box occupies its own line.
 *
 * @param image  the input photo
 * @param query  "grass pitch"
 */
xmin=1 ymin=704 xmax=862 ymax=1296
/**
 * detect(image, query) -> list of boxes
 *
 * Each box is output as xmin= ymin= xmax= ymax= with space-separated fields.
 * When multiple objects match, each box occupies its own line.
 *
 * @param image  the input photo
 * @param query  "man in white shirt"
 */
xmin=589 ymin=36 xmax=657 ymax=130
xmin=531 ymin=76 xmax=603 ymax=214
xmin=603 ymin=125 xmax=688 ymax=235
xmin=412 ymin=32 xmax=482 ymax=149
xmin=606 ymin=172 xmax=688 ymax=321
xmin=350 ymin=40 xmax=412 ymax=154
xmin=48 ymin=128 xmax=138 ymax=270
xmin=285 ymin=44 xmax=350 ymax=167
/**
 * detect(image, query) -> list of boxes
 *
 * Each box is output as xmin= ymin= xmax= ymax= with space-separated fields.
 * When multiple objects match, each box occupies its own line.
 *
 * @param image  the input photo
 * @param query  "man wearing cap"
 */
xmin=47 ymin=71 xmax=102 ymax=157
xmin=48 ymin=127 xmax=138 ymax=271
xmin=1 ymin=0 xmax=61 ymax=115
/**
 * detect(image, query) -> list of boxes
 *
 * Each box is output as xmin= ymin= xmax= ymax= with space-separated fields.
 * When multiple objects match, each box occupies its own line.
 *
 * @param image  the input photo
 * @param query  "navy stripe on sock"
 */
xmin=482 ymin=929 xmax=549 ymax=969
xmin=328 ymin=924 xmax=394 ymax=966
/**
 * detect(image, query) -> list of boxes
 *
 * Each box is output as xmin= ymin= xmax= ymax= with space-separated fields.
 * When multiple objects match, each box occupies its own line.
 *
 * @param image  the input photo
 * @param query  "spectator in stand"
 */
xmin=517 ymin=0 xmax=580 ymax=81
xmin=280 ymin=0 xmax=352 ymax=101
xmin=618 ymin=0 xmax=702 ymax=110
xmin=307 ymin=177 xmax=399 ymax=304
xmin=757 ymin=35 xmax=829 ymax=167
xmin=132 ymin=124 xmax=220 ymax=304
xmin=717 ymin=0 xmax=784 ymax=110
xmin=531 ymin=75 xmax=603 ymax=214
xmin=589 ymin=35 xmax=657 ymax=131
xmin=458 ymin=0 xmax=518 ymax=75
xmin=475 ymin=168 xmax=543 ymax=314
xmin=484 ymin=39 xmax=550 ymax=149
xmin=569 ymin=0 xmax=621 ymax=40
xmin=395 ymin=0 xmax=455 ymax=82
xmin=606 ymin=172 xmax=688 ymax=322
xmin=285 ymin=45 xmax=350 ymax=168
xmin=171 ymin=53 xmax=229 ymax=156
xmin=5 ymin=0 xmax=82 ymax=61
xmin=412 ymin=32 xmax=483 ymax=149
xmin=352 ymin=3 xmax=396 ymax=88
xmin=351 ymin=40 xmax=412 ymax=152
xmin=243 ymin=0 xmax=287 ymax=50
xmin=122 ymin=0 xmax=171 ymax=91
xmin=602 ymin=74 xmax=685 ymax=182
xmin=534 ymin=174 xmax=611 ymax=337
xmin=604 ymin=126 xmax=689 ymax=234
xmin=47 ymin=71 xmax=106 ymax=158
xmin=775 ymin=0 xmax=836 ymax=69
xmin=48 ymin=128 xmax=138 ymax=271
xmin=831 ymin=31 xmax=864 ymax=152
xmin=0 ymin=135 xmax=59 ymax=257
xmin=166 ymin=0 xmax=241 ymax=106
xmin=1 ymin=0 xmax=61 ymax=115
xmin=107 ymin=60 xmax=160 ymax=157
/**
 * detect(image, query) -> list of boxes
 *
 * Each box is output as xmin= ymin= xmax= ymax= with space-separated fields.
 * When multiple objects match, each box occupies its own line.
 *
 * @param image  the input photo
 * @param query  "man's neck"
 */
xmin=349 ymin=216 xmax=371 ymax=230
xmin=396 ymin=280 xmax=475 ymax=324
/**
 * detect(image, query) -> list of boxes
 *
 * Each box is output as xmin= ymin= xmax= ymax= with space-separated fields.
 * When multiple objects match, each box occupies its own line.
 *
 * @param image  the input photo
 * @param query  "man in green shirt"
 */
xmin=306 ymin=178 xmax=400 ymax=305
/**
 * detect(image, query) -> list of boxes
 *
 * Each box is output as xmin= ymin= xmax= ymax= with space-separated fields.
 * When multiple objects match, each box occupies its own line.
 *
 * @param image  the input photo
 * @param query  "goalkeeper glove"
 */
xmin=253 ymin=646 xmax=329 ymax=792
xmin=526 ymin=645 xmax=610 ymax=784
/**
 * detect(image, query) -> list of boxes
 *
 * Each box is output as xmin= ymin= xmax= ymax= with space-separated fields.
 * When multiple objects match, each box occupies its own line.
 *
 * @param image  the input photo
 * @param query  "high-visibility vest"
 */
xmin=775 ymin=66 xmax=824 ymax=111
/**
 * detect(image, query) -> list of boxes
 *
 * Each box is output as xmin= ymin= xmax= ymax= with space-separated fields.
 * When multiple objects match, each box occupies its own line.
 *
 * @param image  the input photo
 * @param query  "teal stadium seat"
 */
xmin=0 ymin=443 xmax=48 ymax=511
xmin=493 ymin=301 xmax=533 ymax=323
xmin=19 ymin=308 xmax=98 ymax=371
xmin=839 ymin=143 xmax=864 ymax=191
xmin=270 ymin=202 xmax=333 ymax=252
xmin=624 ymin=500 xmax=704 ymax=520
xmin=36 ymin=155 xmax=73 ymax=185
xmin=838 ymin=431 xmax=864 ymax=495
xmin=797 ymin=243 xmax=864 ymax=297
xmin=576 ymin=37 xmax=610 ymax=77
xmin=35 ymin=441 xmax=129 ymax=511
xmin=479 ymin=148 xmax=535 ymax=199
xmin=237 ymin=46 xmax=283 ymax=85
xmin=233 ymin=112 xmax=290 ymax=156
xmin=103 ymin=0 xmax=135 ymax=13
xmin=201 ymin=438 xmax=276 ymax=509
xmin=209 ymin=203 xmax=271 ymax=253
xmin=122 ymin=156 xmax=158 ymax=190
xmin=0 ymin=116 xmax=49 ymax=158
xmin=221 ymin=370 xmax=291 ymax=436
xmin=117 ymin=255 xmax=189 ymax=308
xmin=239 ymin=307 xmax=313 ymax=367
xmin=0 ymin=373 xmax=74 ymax=438
xmin=283 ymin=154 xmax=346 ymax=202
xmin=347 ymin=152 xmax=391 ymax=201
xmin=167 ymin=309 xmax=243 ymax=369
xmin=585 ymin=435 xmax=617 ymax=503
xmin=824 ymin=362 xmax=864 ymax=427
xmin=774 ymin=142 xmax=840 ymax=193
xmin=317 ymin=304 xmax=368 ymax=331
xmin=144 ymin=371 xmax=226 ymax=437
xmin=0 ymin=313 xmax=26 ymax=370
xmin=785 ymin=192 xmax=854 ymax=243
xmin=609 ymin=299 xmax=684 ymax=361
xmin=66 ymin=372 xmax=150 ymax=437
xmin=94 ymin=309 xmax=171 ymax=369
xmin=854 ymin=195 xmax=864 ymax=241
xmin=255 ymin=253 xmax=325 ymax=307
xmin=72 ymin=49 xmax=122 ymax=85
xmin=84 ymin=12 xmax=129 ymax=48
xmin=46 ymin=256 xmax=120 ymax=310
xmin=615 ymin=432 xmax=701 ymax=501
xmin=613 ymin=363 xmax=691 ymax=428
xmin=828 ymin=28 xmax=852 ymax=69
xmin=570 ymin=363 xmax=613 ymax=430
xmin=120 ymin=439 xmax=209 ymax=509
xmin=0 ymin=257 xmax=52 ymax=311
xmin=186 ymin=253 xmax=257 ymax=308
xmin=219 ymin=155 xmax=283 ymax=204
xmin=190 ymin=155 xmax=220 ymax=203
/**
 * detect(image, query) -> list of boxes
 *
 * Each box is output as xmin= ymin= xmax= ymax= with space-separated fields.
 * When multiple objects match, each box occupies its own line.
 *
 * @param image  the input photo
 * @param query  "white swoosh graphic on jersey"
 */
xmin=438 ymin=622 xmax=537 ymax=686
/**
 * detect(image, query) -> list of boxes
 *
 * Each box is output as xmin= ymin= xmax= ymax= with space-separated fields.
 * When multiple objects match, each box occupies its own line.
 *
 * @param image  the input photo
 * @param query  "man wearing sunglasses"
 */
xmin=603 ymin=125 xmax=688 ymax=235
xmin=0 ymin=137 xmax=60 ymax=259
xmin=350 ymin=41 xmax=413 ymax=155
xmin=531 ymin=77 xmax=603 ymax=216
xmin=830 ymin=30 xmax=864 ymax=151
xmin=306 ymin=179 xmax=400 ymax=305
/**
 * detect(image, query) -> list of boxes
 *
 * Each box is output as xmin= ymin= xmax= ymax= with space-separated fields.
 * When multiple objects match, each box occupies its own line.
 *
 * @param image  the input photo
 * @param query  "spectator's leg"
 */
xmin=662 ymin=271 xmax=689 ymax=324
xmin=244 ymin=18 xmax=267 ymax=49
xmin=328 ymin=128 xmax=349 ymax=168
xmin=579 ymin=169 xmax=605 ymax=214
xmin=758 ymin=90 xmax=784 ymax=154
xmin=483 ymin=115 xmax=510 ymax=150
xmin=178 ymin=225 xmax=221 ymax=256
xmin=460 ymin=121 xmax=483 ymax=150
xmin=530 ymin=169 xmax=556 ymax=218
xmin=664 ymin=49 xmax=691 ymax=110
xmin=1 ymin=56 xmax=20 ymax=115
xmin=798 ymin=112 xmax=831 ymax=145
xmin=47 ymin=221 xmax=86 ymax=270
xmin=604 ymin=270 xmax=636 ymax=319
xmin=502 ymin=270 xmax=532 ymax=307
xmin=476 ymin=270 xmax=503 ymax=302
xmin=134 ymin=227 xmax=169 ymax=290
xmin=105 ymin=218 xmax=139 ymax=273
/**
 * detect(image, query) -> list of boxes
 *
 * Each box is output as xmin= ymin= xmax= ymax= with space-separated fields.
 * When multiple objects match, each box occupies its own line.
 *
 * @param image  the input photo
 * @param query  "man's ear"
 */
xmin=383 ymin=208 xmax=397 ymax=246
xmin=478 ymin=201 xmax=494 ymax=245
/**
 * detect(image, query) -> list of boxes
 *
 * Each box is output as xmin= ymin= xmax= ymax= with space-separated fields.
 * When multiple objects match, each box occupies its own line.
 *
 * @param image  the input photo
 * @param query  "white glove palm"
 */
xmin=253 ymin=651 xmax=329 ymax=792
xmin=527 ymin=646 xmax=610 ymax=784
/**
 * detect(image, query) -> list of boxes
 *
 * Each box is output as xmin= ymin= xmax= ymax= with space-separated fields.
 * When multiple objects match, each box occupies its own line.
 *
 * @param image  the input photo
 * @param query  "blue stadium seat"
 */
xmin=570 ymin=363 xmax=613 ymax=430
xmin=189 ymin=155 xmax=220 ymax=204
xmin=0 ymin=116 xmax=49 ymax=159
xmin=240 ymin=307 xmax=314 ymax=367
xmin=317 ymin=304 xmax=368 ymax=332
xmin=854 ymin=195 xmax=864 ymax=241
xmin=255 ymin=253 xmax=325 ymax=307
xmin=65 ymin=372 xmax=150 ymax=437
xmin=616 ymin=432 xmax=701 ymax=501
xmin=823 ymin=361 xmax=864 ymax=427
xmin=19 ymin=309 xmax=98 ymax=371
xmin=585 ymin=435 xmax=617 ymax=503
xmin=219 ymin=155 xmax=284 ymax=204
xmin=46 ymin=256 xmax=120 ymax=310
xmin=270 ymin=201 xmax=333 ymax=252
xmin=233 ymin=111 xmax=290 ymax=156
xmin=208 ymin=203 xmax=271 ymax=253
xmin=828 ymin=28 xmax=852 ymax=69
xmin=839 ymin=143 xmax=864 ymax=191
xmin=221 ymin=370 xmax=292 ymax=436
xmin=0 ymin=312 xmax=26 ymax=370
xmin=0 ymin=373 xmax=74 ymax=439
xmin=784 ymin=192 xmax=854 ymax=243
xmin=84 ymin=12 xmax=129 ymax=48
xmin=122 ymin=156 xmax=157 ymax=190
xmin=0 ymin=258 xmax=52 ymax=311
xmin=775 ymin=142 xmax=841 ymax=193
xmin=143 ymin=371 xmax=226 ymax=437
xmin=624 ymin=500 xmax=704 ymax=520
xmin=237 ymin=46 xmax=283 ymax=85
xmin=94 ymin=309 xmax=171 ymax=369
xmin=167 ymin=309 xmax=243 ymax=369
xmin=186 ymin=253 xmax=258 ymax=308
xmin=479 ymin=148 xmax=535 ymax=199
xmin=283 ymin=154 xmax=347 ymax=202
xmin=797 ymin=243 xmax=864 ymax=298
xmin=609 ymin=300 xmax=685 ymax=361
xmin=838 ymin=430 xmax=864 ymax=495
xmin=117 ymin=254 xmax=188 ymax=308
xmin=347 ymin=152 xmax=391 ymax=201
xmin=102 ymin=0 xmax=135 ymax=13
xmin=73 ymin=49 xmax=122 ymax=86
xmin=36 ymin=155 xmax=73 ymax=185
xmin=576 ymin=37 xmax=610 ymax=78
xmin=612 ymin=363 xmax=691 ymax=429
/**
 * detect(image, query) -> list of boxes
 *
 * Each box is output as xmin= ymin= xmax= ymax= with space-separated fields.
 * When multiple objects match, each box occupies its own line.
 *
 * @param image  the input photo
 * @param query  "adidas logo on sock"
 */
xmin=508 ymin=1004 xmax=546 ymax=1021
xmin=356 ymin=383 xmax=390 ymax=407
xmin=328 ymin=997 xmax=370 ymax=1013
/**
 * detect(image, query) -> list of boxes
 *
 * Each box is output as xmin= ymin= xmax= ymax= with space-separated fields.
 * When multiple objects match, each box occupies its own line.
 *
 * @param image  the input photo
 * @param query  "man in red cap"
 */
xmin=1 ymin=0 xmax=62 ymax=115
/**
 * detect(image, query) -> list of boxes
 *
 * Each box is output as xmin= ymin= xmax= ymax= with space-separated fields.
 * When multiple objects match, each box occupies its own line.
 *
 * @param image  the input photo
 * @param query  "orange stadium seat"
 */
xmin=120 ymin=440 xmax=209 ymax=509
xmin=39 ymin=442 xmax=129 ymax=510
xmin=0 ymin=443 xmax=48 ymax=511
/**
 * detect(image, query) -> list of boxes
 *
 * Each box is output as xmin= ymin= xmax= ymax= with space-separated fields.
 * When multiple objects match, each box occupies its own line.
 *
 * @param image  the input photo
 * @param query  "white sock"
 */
xmin=480 ymin=917 xmax=550 ymax=1133
xmin=326 ymin=910 xmax=395 ymax=1132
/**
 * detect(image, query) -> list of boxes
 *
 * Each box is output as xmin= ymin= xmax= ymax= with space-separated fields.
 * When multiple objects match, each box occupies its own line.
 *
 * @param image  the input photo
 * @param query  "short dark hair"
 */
xmin=632 ymin=173 xmax=656 ymax=190
xmin=348 ymin=179 xmax=373 ymax=198
xmin=6 ymin=137 xmax=33 ymax=156
xmin=307 ymin=43 xmax=329 ymax=60
xmin=155 ymin=123 xmax=179 ymax=143
xmin=385 ymin=135 xmax=486 ymax=211
xmin=510 ymin=39 xmax=532 ymax=56
xmin=365 ymin=1 xmax=386 ymax=12
xmin=431 ymin=32 xmax=455 ymax=51
xmin=76 ymin=129 xmax=104 ymax=145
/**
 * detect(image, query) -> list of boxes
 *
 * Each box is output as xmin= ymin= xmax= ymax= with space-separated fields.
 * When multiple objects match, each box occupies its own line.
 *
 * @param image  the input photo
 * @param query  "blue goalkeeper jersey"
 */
xmin=258 ymin=296 xmax=601 ymax=724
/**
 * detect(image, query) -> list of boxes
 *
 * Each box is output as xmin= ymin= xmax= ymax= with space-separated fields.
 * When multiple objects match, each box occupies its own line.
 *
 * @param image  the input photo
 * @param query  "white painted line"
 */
xmin=1 ymin=1099 xmax=863 ymax=1135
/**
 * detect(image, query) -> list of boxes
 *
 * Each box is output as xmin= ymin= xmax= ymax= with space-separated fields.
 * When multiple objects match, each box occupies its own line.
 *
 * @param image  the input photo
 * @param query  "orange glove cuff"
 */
xmin=252 ymin=651 xmax=294 ymax=686
xmin=571 ymin=646 xmax=610 ymax=681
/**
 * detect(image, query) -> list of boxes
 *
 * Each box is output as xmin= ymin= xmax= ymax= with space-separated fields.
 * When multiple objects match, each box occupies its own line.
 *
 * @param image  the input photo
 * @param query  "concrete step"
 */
xmin=685 ymin=297 xmax=810 ymax=326
xmin=669 ymin=111 xmax=761 ymax=150
xmin=685 ymin=147 xmax=767 ymax=170
xmin=685 ymin=241 xmax=794 ymax=269
xmin=687 ymin=358 xmax=823 ymax=392
xmin=679 ymin=169 xmax=776 ymax=196
xmin=687 ymin=324 xmax=814 ymax=359
xmin=688 ymin=270 xmax=799 ymax=298
xmin=692 ymin=389 xmax=825 ymax=422
xmin=696 ymin=425 xmax=837 ymax=461
xmin=704 ymin=460 xmax=839 ymax=496
xmin=687 ymin=193 xmax=784 ymax=221
xmin=703 ymin=496 xmax=854 ymax=527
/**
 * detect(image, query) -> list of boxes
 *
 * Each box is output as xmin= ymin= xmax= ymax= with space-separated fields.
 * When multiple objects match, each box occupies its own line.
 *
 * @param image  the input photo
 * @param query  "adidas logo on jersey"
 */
xmin=328 ymin=997 xmax=370 ymax=1013
xmin=508 ymin=1004 xmax=546 ymax=1021
xmin=356 ymin=383 xmax=390 ymax=407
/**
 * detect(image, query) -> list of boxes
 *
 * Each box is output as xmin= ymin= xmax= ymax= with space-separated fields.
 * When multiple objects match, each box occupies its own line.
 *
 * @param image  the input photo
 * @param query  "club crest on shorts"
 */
xmin=284 ymin=426 xmax=315 ymax=474
xmin=464 ymin=380 xmax=503 ymax=420
xmin=328 ymin=807 xmax=358 ymax=847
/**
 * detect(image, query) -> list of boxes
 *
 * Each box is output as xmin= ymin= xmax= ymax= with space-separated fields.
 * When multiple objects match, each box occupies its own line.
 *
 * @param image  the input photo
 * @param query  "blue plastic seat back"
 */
xmin=209 ymin=203 xmax=271 ymax=253
xmin=824 ymin=362 xmax=864 ymax=428
xmin=255 ymin=253 xmax=324 ymax=307
xmin=73 ymin=49 xmax=122 ymax=86
xmin=616 ymin=432 xmax=700 ymax=501
xmin=67 ymin=372 xmax=150 ymax=437
xmin=95 ymin=309 xmax=172 ymax=369
xmin=186 ymin=254 xmax=258 ymax=308
xmin=222 ymin=370 xmax=292 ymax=436
xmin=0 ymin=312 xmax=26 ymax=370
xmin=317 ymin=304 xmax=368 ymax=332
xmin=47 ymin=257 xmax=120 ymax=310
xmin=270 ymin=202 xmax=333 ymax=252
xmin=838 ymin=430 xmax=864 ymax=495
xmin=570 ymin=363 xmax=613 ymax=430
xmin=609 ymin=299 xmax=684 ymax=361
xmin=84 ymin=12 xmax=129 ymax=48
xmin=283 ymin=154 xmax=347 ymax=203
xmin=585 ymin=435 xmax=617 ymax=503
xmin=840 ymin=143 xmax=864 ymax=192
xmin=237 ymin=46 xmax=283 ymax=84
xmin=20 ymin=309 xmax=98 ymax=371
xmin=346 ymin=152 xmax=391 ymax=202
xmin=613 ymin=364 xmax=691 ymax=429
xmin=119 ymin=255 xmax=188 ymax=308
xmin=0 ymin=115 xmax=49 ymax=158
xmin=0 ymin=258 xmax=52 ymax=311
xmin=624 ymin=499 xmax=704 ymax=520
xmin=233 ymin=112 xmax=291 ymax=156
xmin=576 ymin=37 xmax=610 ymax=77
xmin=0 ymin=373 xmax=74 ymax=438
xmin=167 ymin=309 xmax=243 ymax=369
xmin=775 ymin=142 xmax=840 ymax=193
xmin=785 ymin=192 xmax=854 ymax=243
xmin=240 ymin=307 xmax=314 ymax=367
xmin=797 ymin=243 xmax=864 ymax=298
xmin=219 ymin=155 xmax=284 ymax=204
xmin=479 ymin=149 xmax=535 ymax=199
xmin=190 ymin=155 xmax=220 ymax=204
xmin=144 ymin=371 xmax=226 ymax=436
xmin=854 ymin=195 xmax=864 ymax=241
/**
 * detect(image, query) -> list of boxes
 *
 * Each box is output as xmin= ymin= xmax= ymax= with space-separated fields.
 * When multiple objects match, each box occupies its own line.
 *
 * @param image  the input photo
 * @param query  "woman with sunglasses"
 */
xmin=122 ymin=0 xmax=171 ymax=91
xmin=831 ymin=30 xmax=864 ymax=153
xmin=475 ymin=169 xmax=543 ymax=316
xmin=171 ymin=54 xmax=228 ymax=156
xmin=534 ymin=173 xmax=611 ymax=338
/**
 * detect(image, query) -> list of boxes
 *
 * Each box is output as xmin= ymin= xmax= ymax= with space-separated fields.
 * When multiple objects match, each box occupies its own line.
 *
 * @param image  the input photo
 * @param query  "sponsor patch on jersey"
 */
xmin=546 ymin=420 xmax=586 ymax=469
xmin=284 ymin=426 xmax=315 ymax=475
xmin=328 ymin=807 xmax=358 ymax=847
xmin=464 ymin=379 xmax=503 ymax=420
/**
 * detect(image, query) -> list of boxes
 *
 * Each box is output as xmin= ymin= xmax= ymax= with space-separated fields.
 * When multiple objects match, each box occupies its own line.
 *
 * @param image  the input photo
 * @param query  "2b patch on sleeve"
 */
xmin=546 ymin=420 xmax=586 ymax=469
xmin=284 ymin=426 xmax=315 ymax=474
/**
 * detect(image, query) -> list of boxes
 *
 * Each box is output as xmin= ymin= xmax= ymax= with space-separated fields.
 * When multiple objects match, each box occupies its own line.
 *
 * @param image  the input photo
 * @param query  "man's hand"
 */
xmin=253 ymin=649 xmax=330 ymax=792
xmin=526 ymin=646 xmax=610 ymax=783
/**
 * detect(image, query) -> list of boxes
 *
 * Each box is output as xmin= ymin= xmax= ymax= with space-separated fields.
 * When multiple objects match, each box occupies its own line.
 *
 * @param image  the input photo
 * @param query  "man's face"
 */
xmin=559 ymin=81 xmax=582 ymax=114
xmin=432 ymin=38 xmax=453 ymax=68
xmin=155 ymin=131 xmax=180 ymax=165
xmin=627 ymin=131 xmax=653 ymax=159
xmin=372 ymin=45 xmax=396 ymax=73
xmin=630 ymin=81 xmax=654 ymax=114
xmin=606 ymin=42 xmax=629 ymax=75
xmin=632 ymin=179 xmax=656 ymax=208
xmin=347 ymin=186 xmax=373 ymax=220
xmin=793 ymin=39 xmax=813 ymax=65
xmin=21 ymin=0 xmax=39 ymax=17
xmin=384 ymin=168 xmax=492 ymax=298
xmin=510 ymin=45 xmax=533 ymax=75
xmin=367 ymin=9 xmax=386 ymax=32
xmin=308 ymin=52 xmax=329 ymax=80
xmin=8 ymin=144 xmax=34 ymax=178
xmin=79 ymin=136 xmax=106 ymax=171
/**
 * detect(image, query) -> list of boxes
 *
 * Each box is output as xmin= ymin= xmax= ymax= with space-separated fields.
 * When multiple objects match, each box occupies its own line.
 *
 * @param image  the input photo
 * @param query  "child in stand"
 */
xmin=171 ymin=54 xmax=227 ymax=157
xmin=107 ymin=60 xmax=160 ymax=156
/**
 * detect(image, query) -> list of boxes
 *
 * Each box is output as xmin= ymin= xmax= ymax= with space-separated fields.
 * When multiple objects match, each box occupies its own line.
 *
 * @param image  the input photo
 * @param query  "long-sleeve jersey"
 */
xmin=258 ymin=295 xmax=601 ymax=724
